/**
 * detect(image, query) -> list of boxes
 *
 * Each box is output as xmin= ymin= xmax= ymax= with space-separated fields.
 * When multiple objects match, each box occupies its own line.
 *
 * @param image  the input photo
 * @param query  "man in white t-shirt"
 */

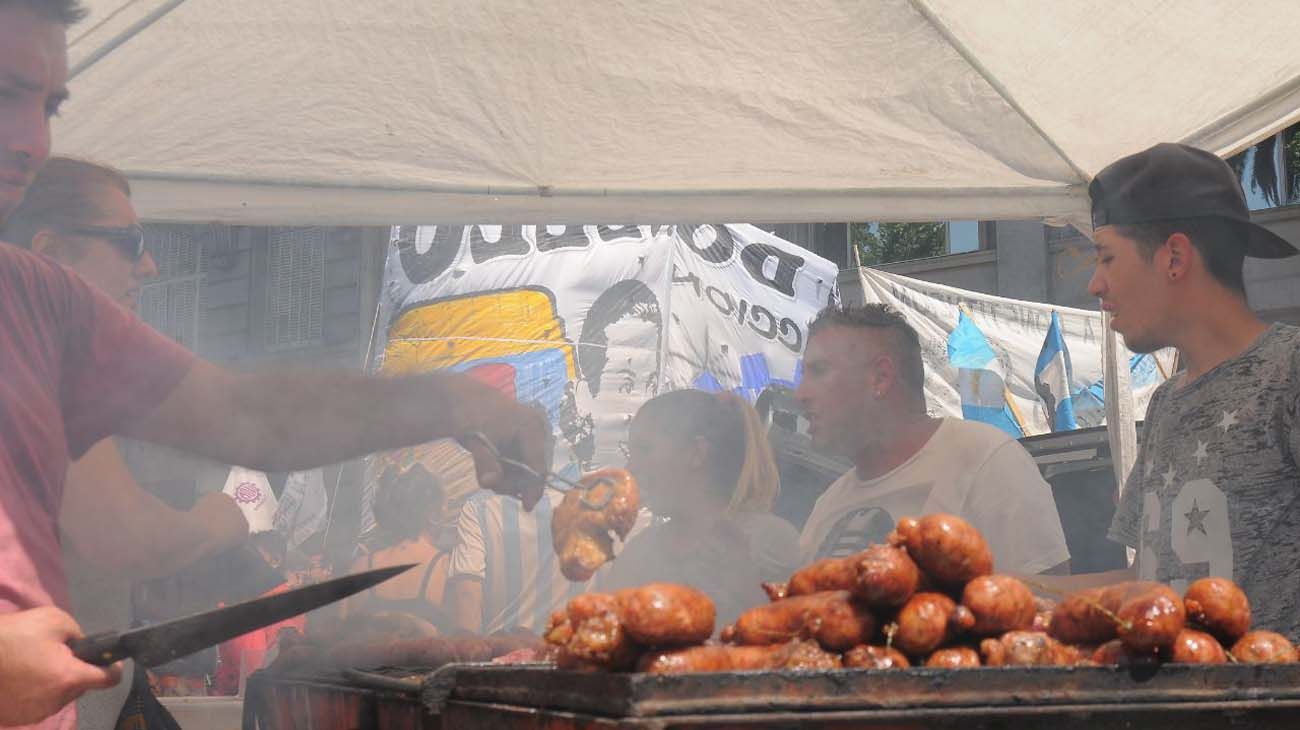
xmin=795 ymin=303 xmax=1070 ymax=576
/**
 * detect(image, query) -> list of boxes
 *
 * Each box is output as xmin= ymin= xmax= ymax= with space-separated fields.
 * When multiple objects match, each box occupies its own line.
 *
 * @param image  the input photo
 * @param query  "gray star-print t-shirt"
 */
xmin=1110 ymin=324 xmax=1300 ymax=638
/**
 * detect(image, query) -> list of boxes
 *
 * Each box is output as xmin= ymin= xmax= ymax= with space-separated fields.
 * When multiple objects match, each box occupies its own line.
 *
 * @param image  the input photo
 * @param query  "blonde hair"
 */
xmin=717 ymin=392 xmax=781 ymax=516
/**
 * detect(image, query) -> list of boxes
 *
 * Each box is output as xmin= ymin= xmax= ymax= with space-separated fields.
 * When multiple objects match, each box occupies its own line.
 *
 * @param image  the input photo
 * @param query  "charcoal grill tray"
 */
xmin=446 ymin=663 xmax=1300 ymax=718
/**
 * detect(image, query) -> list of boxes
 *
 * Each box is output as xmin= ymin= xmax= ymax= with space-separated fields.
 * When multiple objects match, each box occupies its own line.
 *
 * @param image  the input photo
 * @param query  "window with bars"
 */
xmin=264 ymin=227 xmax=325 ymax=351
xmin=137 ymin=226 xmax=210 ymax=350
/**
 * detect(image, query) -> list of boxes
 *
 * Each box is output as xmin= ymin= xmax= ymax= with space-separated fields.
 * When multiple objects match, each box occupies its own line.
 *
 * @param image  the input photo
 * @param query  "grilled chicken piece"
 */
xmin=545 ymin=584 xmax=717 ymax=670
xmin=551 ymin=468 xmax=640 ymax=581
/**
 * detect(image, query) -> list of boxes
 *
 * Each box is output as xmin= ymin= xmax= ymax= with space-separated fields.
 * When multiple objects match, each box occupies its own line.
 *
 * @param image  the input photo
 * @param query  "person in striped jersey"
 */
xmin=446 ymin=482 xmax=651 ymax=634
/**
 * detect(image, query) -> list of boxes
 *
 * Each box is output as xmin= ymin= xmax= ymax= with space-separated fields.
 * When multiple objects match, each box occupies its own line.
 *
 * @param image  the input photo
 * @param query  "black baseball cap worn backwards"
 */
xmin=1089 ymin=142 xmax=1298 ymax=259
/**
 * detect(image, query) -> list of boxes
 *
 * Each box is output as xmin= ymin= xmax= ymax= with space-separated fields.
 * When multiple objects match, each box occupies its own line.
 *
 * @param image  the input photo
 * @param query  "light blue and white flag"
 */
xmin=947 ymin=311 xmax=1023 ymax=438
xmin=1034 ymin=311 xmax=1078 ymax=432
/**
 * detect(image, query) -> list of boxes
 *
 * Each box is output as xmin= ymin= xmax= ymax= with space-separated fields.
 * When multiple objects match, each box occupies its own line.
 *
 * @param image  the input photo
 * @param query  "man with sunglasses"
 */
xmin=0 ymin=2 xmax=547 ymax=725
xmin=3 ymin=157 xmax=253 ymax=730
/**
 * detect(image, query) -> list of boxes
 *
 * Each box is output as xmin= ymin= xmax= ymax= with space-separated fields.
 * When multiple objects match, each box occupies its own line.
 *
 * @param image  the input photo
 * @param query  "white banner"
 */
xmin=221 ymin=467 xmax=279 ymax=534
xmin=854 ymin=268 xmax=1174 ymax=437
xmin=370 ymin=225 xmax=837 ymax=485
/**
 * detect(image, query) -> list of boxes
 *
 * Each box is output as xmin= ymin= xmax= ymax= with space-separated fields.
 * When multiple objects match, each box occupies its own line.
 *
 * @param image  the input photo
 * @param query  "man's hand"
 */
xmin=0 ymin=607 xmax=122 ymax=726
xmin=459 ymin=396 xmax=550 ymax=510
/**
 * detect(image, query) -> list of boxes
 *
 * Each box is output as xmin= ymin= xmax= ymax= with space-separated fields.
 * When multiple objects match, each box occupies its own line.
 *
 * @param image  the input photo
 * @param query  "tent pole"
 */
xmin=69 ymin=0 xmax=192 ymax=80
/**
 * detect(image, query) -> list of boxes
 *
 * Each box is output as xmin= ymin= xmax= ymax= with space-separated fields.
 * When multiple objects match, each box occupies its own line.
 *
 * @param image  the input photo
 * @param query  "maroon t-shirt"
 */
xmin=0 ymin=243 xmax=194 ymax=613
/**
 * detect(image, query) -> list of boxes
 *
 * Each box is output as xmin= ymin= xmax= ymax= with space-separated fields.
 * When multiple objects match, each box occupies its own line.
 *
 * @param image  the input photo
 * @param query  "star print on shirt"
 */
xmin=1162 ymin=465 xmax=1177 ymax=490
xmin=1193 ymin=441 xmax=1209 ymax=467
xmin=1184 ymin=500 xmax=1210 ymax=536
xmin=1217 ymin=409 xmax=1239 ymax=434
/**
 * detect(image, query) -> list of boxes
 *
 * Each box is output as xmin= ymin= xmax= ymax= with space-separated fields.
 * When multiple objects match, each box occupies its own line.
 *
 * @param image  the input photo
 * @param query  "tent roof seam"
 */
xmin=906 ymin=0 xmax=1091 ymax=183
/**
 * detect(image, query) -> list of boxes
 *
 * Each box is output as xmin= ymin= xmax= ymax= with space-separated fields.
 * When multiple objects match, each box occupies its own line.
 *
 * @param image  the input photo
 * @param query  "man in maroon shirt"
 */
xmin=0 ymin=2 xmax=548 ymax=725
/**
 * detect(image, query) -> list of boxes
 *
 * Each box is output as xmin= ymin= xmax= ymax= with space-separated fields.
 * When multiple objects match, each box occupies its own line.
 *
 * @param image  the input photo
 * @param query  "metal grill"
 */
xmin=138 ymin=226 xmax=207 ymax=349
xmin=264 ymin=227 xmax=325 ymax=351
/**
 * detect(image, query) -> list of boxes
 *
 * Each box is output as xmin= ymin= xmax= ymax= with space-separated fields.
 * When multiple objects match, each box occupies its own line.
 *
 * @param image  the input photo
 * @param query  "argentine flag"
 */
xmin=1034 ymin=311 xmax=1078 ymax=432
xmin=947 ymin=311 xmax=1022 ymax=438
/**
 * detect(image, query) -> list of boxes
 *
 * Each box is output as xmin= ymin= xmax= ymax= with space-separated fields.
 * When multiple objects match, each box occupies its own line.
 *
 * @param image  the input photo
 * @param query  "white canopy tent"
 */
xmin=55 ymin=0 xmax=1300 ymax=227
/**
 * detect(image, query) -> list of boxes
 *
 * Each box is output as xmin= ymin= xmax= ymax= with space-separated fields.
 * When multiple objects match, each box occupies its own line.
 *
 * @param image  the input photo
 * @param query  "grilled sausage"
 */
xmin=843 ymin=644 xmax=911 ymax=669
xmin=1047 ymin=581 xmax=1158 ymax=645
xmin=962 ymin=575 xmax=1037 ymax=637
xmin=761 ymin=582 xmax=788 ymax=602
xmin=615 ymin=583 xmax=716 ymax=647
xmin=787 ymin=556 xmax=859 ymax=597
xmin=1231 ymin=631 xmax=1299 ymax=663
xmin=1165 ymin=629 xmax=1227 ymax=664
xmin=728 ymin=591 xmax=876 ymax=651
xmin=1183 ymin=577 xmax=1251 ymax=644
xmin=925 ymin=646 xmax=981 ymax=668
xmin=979 ymin=631 xmax=1080 ymax=666
xmin=638 ymin=640 xmax=840 ymax=673
xmin=888 ymin=513 xmax=993 ymax=587
xmin=853 ymin=544 xmax=921 ymax=608
xmin=1090 ymin=639 xmax=1158 ymax=667
xmin=1116 ymin=584 xmax=1185 ymax=654
xmin=893 ymin=592 xmax=976 ymax=657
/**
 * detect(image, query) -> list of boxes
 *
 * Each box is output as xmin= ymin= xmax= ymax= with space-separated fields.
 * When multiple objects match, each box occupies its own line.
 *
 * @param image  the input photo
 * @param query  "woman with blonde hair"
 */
xmin=603 ymin=389 xmax=800 ymax=623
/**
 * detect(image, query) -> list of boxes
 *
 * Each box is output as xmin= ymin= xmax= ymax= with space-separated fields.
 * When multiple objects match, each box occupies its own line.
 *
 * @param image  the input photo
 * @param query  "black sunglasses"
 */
xmin=56 ymin=223 xmax=146 ymax=261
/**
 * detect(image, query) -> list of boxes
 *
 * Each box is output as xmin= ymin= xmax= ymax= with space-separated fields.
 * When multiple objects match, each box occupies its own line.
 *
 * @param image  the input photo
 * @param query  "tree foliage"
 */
xmin=851 ymin=222 xmax=947 ymax=265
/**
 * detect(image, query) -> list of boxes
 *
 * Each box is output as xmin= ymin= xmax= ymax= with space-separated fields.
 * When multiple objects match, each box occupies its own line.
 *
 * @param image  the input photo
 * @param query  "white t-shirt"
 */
xmin=798 ymin=418 xmax=1069 ymax=576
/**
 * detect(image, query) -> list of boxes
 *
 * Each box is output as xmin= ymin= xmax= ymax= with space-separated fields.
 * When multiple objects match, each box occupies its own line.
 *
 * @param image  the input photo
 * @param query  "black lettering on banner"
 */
xmin=533 ymin=225 xmax=588 ymax=252
xmin=672 ymin=265 xmax=703 ymax=297
xmin=590 ymin=225 xmax=642 ymax=245
xmin=740 ymin=243 xmax=805 ymax=297
xmin=705 ymin=285 xmax=735 ymax=316
xmin=682 ymin=224 xmax=736 ymax=264
xmin=470 ymin=225 xmax=528 ymax=263
xmin=778 ymin=317 xmax=803 ymax=353
xmin=735 ymin=299 xmax=749 ymax=328
xmin=749 ymin=304 xmax=778 ymax=339
xmin=398 ymin=225 xmax=463 ymax=284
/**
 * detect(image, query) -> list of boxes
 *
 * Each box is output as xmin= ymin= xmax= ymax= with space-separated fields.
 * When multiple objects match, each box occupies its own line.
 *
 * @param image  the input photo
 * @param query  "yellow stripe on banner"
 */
xmin=381 ymin=289 xmax=576 ymax=379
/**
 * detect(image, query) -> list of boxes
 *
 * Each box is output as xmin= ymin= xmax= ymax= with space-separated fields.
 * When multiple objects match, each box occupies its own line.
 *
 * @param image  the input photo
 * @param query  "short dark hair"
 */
xmin=1113 ymin=216 xmax=1248 ymax=295
xmin=0 ymin=157 xmax=131 ymax=249
xmin=808 ymin=303 xmax=926 ymax=408
xmin=373 ymin=464 xmax=443 ymax=543
xmin=3 ymin=0 xmax=87 ymax=24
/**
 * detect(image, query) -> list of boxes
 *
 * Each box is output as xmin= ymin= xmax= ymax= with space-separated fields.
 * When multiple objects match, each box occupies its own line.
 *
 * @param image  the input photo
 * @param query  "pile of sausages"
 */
xmin=545 ymin=513 xmax=1298 ymax=673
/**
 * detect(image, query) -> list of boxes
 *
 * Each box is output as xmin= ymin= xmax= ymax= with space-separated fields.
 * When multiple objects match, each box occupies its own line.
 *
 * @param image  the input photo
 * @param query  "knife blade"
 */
xmin=70 ymin=563 xmax=415 ymax=667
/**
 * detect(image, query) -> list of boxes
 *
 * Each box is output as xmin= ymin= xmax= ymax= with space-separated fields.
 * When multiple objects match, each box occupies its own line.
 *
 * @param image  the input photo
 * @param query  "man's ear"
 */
xmin=1164 ymin=232 xmax=1194 ymax=282
xmin=868 ymin=354 xmax=898 ymax=400
xmin=30 ymin=228 xmax=57 ymax=256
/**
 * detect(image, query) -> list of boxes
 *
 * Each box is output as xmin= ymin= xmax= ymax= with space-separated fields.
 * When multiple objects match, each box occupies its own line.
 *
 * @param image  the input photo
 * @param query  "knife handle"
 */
xmin=69 ymin=632 xmax=128 ymax=666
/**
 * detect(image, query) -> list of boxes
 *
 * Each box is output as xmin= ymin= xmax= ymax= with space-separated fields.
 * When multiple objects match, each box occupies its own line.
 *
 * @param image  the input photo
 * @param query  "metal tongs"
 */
xmin=460 ymin=432 xmax=617 ymax=509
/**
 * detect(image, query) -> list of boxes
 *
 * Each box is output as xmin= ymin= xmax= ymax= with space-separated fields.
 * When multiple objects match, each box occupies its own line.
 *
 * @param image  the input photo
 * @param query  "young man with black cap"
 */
xmin=1087 ymin=142 xmax=1300 ymax=639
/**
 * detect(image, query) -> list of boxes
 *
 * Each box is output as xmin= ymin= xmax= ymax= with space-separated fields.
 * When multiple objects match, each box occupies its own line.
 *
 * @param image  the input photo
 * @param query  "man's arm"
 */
xmin=447 ymin=576 xmax=485 ymax=634
xmin=60 ymin=439 xmax=249 ymax=580
xmin=446 ymin=498 xmax=489 ymax=633
xmin=0 ymin=608 xmax=121 ymax=726
xmin=118 ymin=361 xmax=548 ymax=505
